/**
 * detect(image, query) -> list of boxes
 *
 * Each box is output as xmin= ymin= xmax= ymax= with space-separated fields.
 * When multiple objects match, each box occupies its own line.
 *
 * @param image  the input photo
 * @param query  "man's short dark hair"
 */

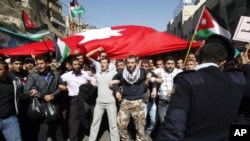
xmin=165 ymin=56 xmax=175 ymax=62
xmin=0 ymin=61 xmax=9 ymax=70
xmin=202 ymin=34 xmax=235 ymax=62
xmin=116 ymin=59 xmax=125 ymax=65
xmin=35 ymin=55 xmax=49 ymax=63
xmin=71 ymin=58 xmax=79 ymax=64
xmin=10 ymin=56 xmax=23 ymax=64
xmin=141 ymin=58 xmax=150 ymax=65
xmin=99 ymin=57 xmax=110 ymax=64
xmin=199 ymin=42 xmax=228 ymax=63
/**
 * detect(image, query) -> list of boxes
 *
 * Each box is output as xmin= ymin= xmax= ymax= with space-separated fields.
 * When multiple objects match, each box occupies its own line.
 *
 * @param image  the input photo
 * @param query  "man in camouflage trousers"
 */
xmin=112 ymin=55 xmax=157 ymax=141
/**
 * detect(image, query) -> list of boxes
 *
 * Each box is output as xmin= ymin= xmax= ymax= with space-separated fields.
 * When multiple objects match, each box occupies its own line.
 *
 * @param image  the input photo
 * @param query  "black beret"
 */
xmin=205 ymin=34 xmax=235 ymax=60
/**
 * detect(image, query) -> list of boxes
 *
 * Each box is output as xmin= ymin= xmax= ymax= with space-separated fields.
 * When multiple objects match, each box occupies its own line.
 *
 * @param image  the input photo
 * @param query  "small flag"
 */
xmin=196 ymin=7 xmax=231 ymax=39
xmin=70 ymin=0 xmax=85 ymax=17
xmin=22 ymin=10 xmax=35 ymax=30
xmin=26 ymin=24 xmax=50 ymax=41
xmin=0 ymin=25 xmax=47 ymax=42
xmin=50 ymin=33 xmax=71 ymax=65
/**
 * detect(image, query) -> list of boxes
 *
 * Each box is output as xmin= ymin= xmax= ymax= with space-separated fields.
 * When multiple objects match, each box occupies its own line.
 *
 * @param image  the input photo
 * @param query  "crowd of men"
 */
xmin=0 ymin=34 xmax=250 ymax=141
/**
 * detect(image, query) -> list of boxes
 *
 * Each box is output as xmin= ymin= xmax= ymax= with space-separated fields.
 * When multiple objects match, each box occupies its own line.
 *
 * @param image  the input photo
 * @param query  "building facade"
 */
xmin=166 ymin=0 xmax=206 ymax=40
xmin=0 ymin=0 xmax=88 ymax=38
xmin=167 ymin=0 xmax=250 ymax=42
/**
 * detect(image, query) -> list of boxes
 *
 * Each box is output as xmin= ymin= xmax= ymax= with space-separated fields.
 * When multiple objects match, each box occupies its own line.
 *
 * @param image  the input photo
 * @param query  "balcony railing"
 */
xmin=40 ymin=0 xmax=47 ymax=6
xmin=48 ymin=2 xmax=62 ymax=14
xmin=50 ymin=16 xmax=65 ymax=27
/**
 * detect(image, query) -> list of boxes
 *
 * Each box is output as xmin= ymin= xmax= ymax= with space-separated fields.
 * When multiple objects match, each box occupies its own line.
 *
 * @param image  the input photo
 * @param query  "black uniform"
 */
xmin=156 ymin=65 xmax=250 ymax=141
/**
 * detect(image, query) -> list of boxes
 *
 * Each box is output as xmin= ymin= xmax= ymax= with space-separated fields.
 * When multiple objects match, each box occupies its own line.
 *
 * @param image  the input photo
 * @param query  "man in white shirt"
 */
xmin=61 ymin=58 xmax=96 ymax=141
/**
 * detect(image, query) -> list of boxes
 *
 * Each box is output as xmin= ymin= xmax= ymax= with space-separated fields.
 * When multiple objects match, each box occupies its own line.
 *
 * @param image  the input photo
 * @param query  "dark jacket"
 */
xmin=236 ymin=65 xmax=250 ymax=119
xmin=156 ymin=66 xmax=250 ymax=141
xmin=7 ymin=73 xmax=24 ymax=115
xmin=112 ymin=68 xmax=157 ymax=100
xmin=23 ymin=69 xmax=63 ymax=102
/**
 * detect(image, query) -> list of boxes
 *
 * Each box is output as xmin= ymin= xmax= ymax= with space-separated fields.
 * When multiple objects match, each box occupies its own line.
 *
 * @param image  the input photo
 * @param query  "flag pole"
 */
xmin=183 ymin=6 xmax=205 ymax=65
xmin=183 ymin=33 xmax=196 ymax=64
xmin=69 ymin=2 xmax=74 ymax=36
xmin=69 ymin=1 xmax=76 ymax=56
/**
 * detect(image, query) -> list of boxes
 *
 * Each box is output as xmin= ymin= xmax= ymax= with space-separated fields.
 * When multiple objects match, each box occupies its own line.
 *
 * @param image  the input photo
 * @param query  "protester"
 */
xmin=115 ymin=59 xmax=125 ymax=72
xmin=89 ymin=57 xmax=119 ymax=141
xmin=140 ymin=59 xmax=160 ymax=139
xmin=184 ymin=59 xmax=197 ymax=71
xmin=10 ymin=56 xmax=28 ymax=83
xmin=0 ymin=61 xmax=23 ymax=141
xmin=112 ymin=55 xmax=157 ymax=141
xmin=234 ymin=45 xmax=250 ymax=125
xmin=23 ymin=55 xmax=65 ymax=141
xmin=176 ymin=58 xmax=184 ymax=69
xmin=155 ymin=58 xmax=164 ymax=68
xmin=187 ymin=52 xmax=197 ymax=62
xmin=61 ymin=58 xmax=96 ymax=141
xmin=9 ymin=56 xmax=33 ymax=140
xmin=148 ymin=59 xmax=156 ymax=71
xmin=49 ymin=57 xmax=59 ymax=71
xmin=23 ymin=56 xmax=36 ymax=74
xmin=156 ymin=34 xmax=250 ymax=141
xmin=153 ymin=56 xmax=182 ymax=123
xmin=86 ymin=47 xmax=116 ymax=73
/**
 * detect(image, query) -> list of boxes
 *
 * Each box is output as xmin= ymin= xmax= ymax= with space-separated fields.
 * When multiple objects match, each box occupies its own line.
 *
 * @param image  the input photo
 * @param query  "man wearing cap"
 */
xmin=23 ymin=57 xmax=36 ymax=74
xmin=156 ymin=34 xmax=250 ymax=141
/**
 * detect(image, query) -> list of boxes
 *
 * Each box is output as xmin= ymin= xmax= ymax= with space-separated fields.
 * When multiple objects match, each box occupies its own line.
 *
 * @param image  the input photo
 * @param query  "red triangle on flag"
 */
xmin=197 ymin=8 xmax=214 ymax=30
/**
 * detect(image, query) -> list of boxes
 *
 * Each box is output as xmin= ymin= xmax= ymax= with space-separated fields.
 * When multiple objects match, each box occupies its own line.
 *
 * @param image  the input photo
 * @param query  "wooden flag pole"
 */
xmin=183 ymin=6 xmax=205 ymax=65
xmin=183 ymin=33 xmax=196 ymax=65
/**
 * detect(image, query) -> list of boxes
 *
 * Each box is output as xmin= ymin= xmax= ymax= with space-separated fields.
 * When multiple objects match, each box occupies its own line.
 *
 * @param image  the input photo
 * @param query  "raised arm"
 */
xmin=86 ymin=47 xmax=104 ymax=64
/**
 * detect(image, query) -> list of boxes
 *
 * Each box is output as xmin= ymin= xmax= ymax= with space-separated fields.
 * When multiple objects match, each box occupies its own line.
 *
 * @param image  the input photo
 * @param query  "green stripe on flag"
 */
xmin=0 ymin=26 xmax=49 ymax=41
xmin=71 ymin=5 xmax=85 ymax=17
xmin=27 ymin=30 xmax=50 ymax=41
xmin=197 ymin=29 xmax=215 ymax=38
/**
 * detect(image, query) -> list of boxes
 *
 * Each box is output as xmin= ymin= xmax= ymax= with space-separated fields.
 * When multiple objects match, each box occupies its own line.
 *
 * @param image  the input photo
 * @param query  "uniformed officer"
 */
xmin=156 ymin=34 xmax=250 ymax=141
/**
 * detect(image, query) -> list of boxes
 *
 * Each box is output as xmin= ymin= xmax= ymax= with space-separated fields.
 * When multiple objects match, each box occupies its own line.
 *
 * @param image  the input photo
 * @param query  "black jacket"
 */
xmin=78 ymin=83 xmax=97 ymax=129
xmin=156 ymin=65 xmax=250 ymax=141
xmin=112 ymin=68 xmax=157 ymax=100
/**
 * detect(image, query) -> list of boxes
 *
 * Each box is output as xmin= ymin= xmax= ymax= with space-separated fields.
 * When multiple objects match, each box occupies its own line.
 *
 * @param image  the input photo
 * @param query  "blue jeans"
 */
xmin=158 ymin=99 xmax=169 ymax=123
xmin=144 ymin=101 xmax=157 ymax=134
xmin=0 ymin=115 xmax=22 ymax=141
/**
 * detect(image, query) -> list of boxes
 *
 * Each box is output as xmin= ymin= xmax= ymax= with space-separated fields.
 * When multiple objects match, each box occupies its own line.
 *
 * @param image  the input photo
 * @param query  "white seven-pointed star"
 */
xmin=200 ymin=18 xmax=207 ymax=26
xmin=76 ymin=27 xmax=125 ymax=44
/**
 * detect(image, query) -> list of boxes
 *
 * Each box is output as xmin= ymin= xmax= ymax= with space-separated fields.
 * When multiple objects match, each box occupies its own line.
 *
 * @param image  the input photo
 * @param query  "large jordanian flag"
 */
xmin=196 ymin=6 xmax=231 ymax=39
